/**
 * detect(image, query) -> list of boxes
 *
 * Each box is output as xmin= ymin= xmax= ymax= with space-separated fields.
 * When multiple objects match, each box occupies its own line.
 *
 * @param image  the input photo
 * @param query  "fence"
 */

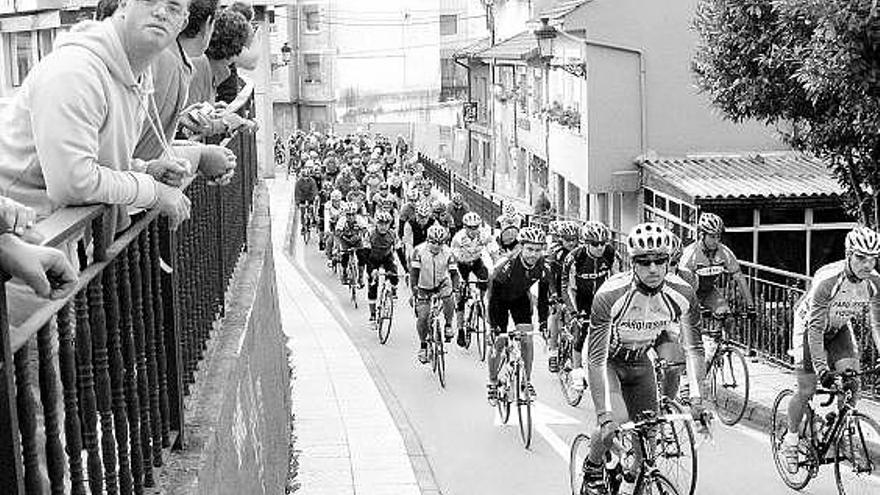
xmin=0 ymin=101 xmax=258 ymax=494
xmin=416 ymin=152 xmax=878 ymax=397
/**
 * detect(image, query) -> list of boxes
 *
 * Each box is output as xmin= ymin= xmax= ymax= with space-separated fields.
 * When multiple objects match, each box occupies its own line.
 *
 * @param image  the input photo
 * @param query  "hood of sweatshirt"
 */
xmin=54 ymin=20 xmax=152 ymax=96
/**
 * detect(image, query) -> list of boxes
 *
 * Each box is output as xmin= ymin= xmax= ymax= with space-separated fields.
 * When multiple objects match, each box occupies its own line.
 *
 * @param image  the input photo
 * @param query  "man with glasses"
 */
xmin=562 ymin=221 xmax=619 ymax=388
xmin=782 ymin=226 xmax=880 ymax=474
xmin=546 ymin=220 xmax=581 ymax=372
xmin=580 ymin=223 xmax=708 ymax=495
xmin=451 ymin=211 xmax=492 ymax=347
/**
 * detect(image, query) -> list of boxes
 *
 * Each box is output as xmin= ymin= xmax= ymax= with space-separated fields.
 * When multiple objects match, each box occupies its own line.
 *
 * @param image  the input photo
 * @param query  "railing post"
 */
xmin=0 ymin=277 xmax=24 ymax=495
xmin=159 ymin=223 xmax=185 ymax=449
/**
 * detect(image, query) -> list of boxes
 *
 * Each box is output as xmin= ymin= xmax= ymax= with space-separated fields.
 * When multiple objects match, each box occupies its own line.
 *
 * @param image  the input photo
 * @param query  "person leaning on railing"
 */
xmin=0 ymin=197 xmax=77 ymax=300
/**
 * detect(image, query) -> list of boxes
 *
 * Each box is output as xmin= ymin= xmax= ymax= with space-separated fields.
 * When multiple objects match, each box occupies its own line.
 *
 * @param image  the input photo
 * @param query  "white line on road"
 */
xmin=493 ymin=401 xmax=581 ymax=462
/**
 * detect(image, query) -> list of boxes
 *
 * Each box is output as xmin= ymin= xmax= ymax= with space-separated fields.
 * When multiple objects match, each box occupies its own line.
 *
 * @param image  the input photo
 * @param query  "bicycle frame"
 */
xmin=806 ymin=388 xmax=858 ymax=464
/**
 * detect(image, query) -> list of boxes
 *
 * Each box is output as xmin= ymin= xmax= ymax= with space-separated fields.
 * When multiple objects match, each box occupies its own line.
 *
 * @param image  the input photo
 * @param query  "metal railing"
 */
xmin=0 ymin=99 xmax=259 ymax=494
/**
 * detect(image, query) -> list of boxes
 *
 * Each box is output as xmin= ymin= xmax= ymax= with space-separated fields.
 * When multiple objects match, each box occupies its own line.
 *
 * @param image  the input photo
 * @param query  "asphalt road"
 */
xmin=288 ymin=224 xmax=870 ymax=495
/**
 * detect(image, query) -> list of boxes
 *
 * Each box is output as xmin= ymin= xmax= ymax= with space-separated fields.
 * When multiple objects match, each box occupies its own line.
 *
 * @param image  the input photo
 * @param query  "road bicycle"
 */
xmin=341 ymin=248 xmax=360 ymax=308
xmin=461 ymin=279 xmax=488 ymax=361
xmin=570 ymin=410 xmax=687 ymax=495
xmin=557 ymin=310 xmax=588 ymax=407
xmin=699 ymin=310 xmax=752 ymax=426
xmin=373 ymin=267 xmax=395 ymax=344
xmin=424 ymin=293 xmax=448 ymax=388
xmin=299 ymin=200 xmax=318 ymax=245
xmin=770 ymin=366 xmax=880 ymax=494
xmin=652 ymin=359 xmax=698 ymax=495
xmin=494 ymin=328 xmax=537 ymax=449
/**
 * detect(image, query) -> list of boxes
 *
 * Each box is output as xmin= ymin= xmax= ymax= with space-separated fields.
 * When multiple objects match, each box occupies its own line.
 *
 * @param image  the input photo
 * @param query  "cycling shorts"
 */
xmin=605 ymin=356 xmax=658 ymax=422
xmin=489 ymin=294 xmax=532 ymax=334
xmin=799 ymin=325 xmax=858 ymax=375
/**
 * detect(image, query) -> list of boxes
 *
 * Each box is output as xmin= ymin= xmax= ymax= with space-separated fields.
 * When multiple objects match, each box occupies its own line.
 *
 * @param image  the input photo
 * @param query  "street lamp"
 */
xmin=281 ymin=42 xmax=292 ymax=65
xmin=532 ymin=18 xmax=587 ymax=79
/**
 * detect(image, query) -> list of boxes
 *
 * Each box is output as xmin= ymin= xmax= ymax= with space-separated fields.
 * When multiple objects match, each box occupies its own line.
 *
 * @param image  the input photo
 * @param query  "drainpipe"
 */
xmin=554 ymin=29 xmax=647 ymax=156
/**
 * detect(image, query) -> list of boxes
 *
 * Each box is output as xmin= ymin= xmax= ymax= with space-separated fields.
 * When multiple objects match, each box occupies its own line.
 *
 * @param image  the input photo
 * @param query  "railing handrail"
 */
xmin=740 ymin=259 xmax=812 ymax=283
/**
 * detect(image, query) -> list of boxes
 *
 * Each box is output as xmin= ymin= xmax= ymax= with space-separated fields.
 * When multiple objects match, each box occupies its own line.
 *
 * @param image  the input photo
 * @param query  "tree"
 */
xmin=693 ymin=0 xmax=880 ymax=225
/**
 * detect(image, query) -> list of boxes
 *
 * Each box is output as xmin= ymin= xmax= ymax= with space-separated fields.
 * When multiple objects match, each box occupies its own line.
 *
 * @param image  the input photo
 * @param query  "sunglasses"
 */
xmin=588 ymin=241 xmax=606 ymax=247
xmin=633 ymin=256 xmax=669 ymax=267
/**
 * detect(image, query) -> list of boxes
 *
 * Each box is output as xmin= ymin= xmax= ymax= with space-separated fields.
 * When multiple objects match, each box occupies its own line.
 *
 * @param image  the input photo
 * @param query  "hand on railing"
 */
xmin=0 ymin=195 xmax=36 ymax=236
xmin=200 ymin=145 xmax=237 ymax=186
xmin=146 ymin=157 xmax=194 ymax=188
xmin=154 ymin=183 xmax=192 ymax=230
xmin=0 ymin=234 xmax=77 ymax=299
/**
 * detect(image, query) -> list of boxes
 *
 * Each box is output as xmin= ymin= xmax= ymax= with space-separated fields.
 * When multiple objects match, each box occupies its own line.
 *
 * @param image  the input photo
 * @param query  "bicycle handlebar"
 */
xmin=817 ymin=365 xmax=880 ymax=406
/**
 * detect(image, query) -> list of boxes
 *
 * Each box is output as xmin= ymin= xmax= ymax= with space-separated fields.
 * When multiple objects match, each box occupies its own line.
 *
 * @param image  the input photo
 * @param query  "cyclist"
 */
xmin=581 ymin=223 xmax=708 ymax=495
xmin=372 ymin=182 xmax=397 ymax=214
xmin=446 ymin=193 xmax=468 ymax=236
xmin=323 ymin=190 xmax=345 ymax=261
xmin=410 ymin=224 xmax=460 ymax=363
xmin=294 ymin=166 xmax=319 ymax=230
xmin=563 ymin=221 xmax=618 ymax=388
xmin=493 ymin=205 xmax=524 ymax=259
xmin=364 ymin=211 xmax=400 ymax=321
xmin=334 ymin=202 xmax=369 ymax=287
xmin=431 ymin=200 xmax=454 ymax=231
xmin=782 ymin=226 xmax=880 ymax=473
xmin=451 ymin=211 xmax=492 ymax=347
xmin=403 ymin=202 xmax=436 ymax=263
xmin=656 ymin=231 xmax=697 ymax=401
xmin=486 ymin=227 xmax=553 ymax=401
xmin=546 ymin=220 xmax=582 ymax=373
xmin=678 ymin=212 xmax=756 ymax=330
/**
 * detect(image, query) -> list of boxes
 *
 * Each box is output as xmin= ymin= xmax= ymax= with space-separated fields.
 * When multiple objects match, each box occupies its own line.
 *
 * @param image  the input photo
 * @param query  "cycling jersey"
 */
xmin=487 ymin=254 xmax=552 ymax=328
xmin=451 ymin=228 xmax=492 ymax=264
xmin=547 ymin=241 xmax=572 ymax=296
xmin=335 ymin=215 xmax=368 ymax=248
xmin=405 ymin=217 xmax=435 ymax=248
xmin=565 ymin=244 xmax=617 ymax=311
xmin=294 ymin=176 xmax=318 ymax=204
xmin=792 ymin=259 xmax=880 ymax=374
xmin=587 ymin=272 xmax=705 ymax=417
xmin=324 ymin=201 xmax=343 ymax=232
xmin=364 ymin=228 xmax=397 ymax=261
xmin=411 ymin=243 xmax=458 ymax=291
xmin=678 ymin=241 xmax=742 ymax=295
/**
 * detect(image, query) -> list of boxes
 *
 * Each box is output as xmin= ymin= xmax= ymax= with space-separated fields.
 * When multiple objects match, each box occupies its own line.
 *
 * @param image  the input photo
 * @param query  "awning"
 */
xmin=477 ymin=31 xmax=539 ymax=61
xmin=533 ymin=0 xmax=591 ymax=23
xmin=638 ymin=152 xmax=843 ymax=204
xmin=452 ymin=37 xmax=492 ymax=60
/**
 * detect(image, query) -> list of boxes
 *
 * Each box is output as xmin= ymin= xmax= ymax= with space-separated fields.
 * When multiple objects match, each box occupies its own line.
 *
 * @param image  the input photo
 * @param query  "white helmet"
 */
xmin=845 ymin=226 xmax=880 ymax=256
xmin=330 ymin=189 xmax=343 ymax=201
xmin=517 ymin=226 xmax=547 ymax=245
xmin=462 ymin=212 xmax=482 ymax=228
xmin=697 ymin=213 xmax=724 ymax=235
xmin=627 ymin=222 xmax=672 ymax=258
xmin=427 ymin=224 xmax=449 ymax=243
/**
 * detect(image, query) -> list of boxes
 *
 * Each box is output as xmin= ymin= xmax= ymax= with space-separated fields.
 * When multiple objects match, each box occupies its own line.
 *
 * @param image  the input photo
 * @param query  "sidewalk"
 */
xmin=269 ymin=177 xmax=422 ymax=495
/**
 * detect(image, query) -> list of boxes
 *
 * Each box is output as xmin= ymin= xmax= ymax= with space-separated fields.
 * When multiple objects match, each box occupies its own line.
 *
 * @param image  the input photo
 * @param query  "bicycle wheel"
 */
xmin=434 ymin=322 xmax=446 ymax=388
xmin=655 ymin=400 xmax=697 ymax=495
xmin=496 ymin=363 xmax=512 ymax=425
xmin=476 ymin=303 xmax=488 ymax=362
xmin=378 ymin=289 xmax=393 ymax=345
xmin=570 ymin=433 xmax=592 ymax=495
xmin=770 ymin=389 xmax=814 ymax=490
xmin=708 ymin=346 xmax=750 ymax=426
xmin=515 ymin=363 xmax=533 ymax=448
xmin=558 ymin=337 xmax=584 ymax=407
xmin=643 ymin=473 xmax=682 ymax=495
xmin=834 ymin=412 xmax=880 ymax=495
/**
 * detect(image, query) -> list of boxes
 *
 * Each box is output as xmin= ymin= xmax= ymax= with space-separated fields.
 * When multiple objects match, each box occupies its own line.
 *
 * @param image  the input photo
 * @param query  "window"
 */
xmin=440 ymin=14 xmax=458 ymax=36
xmin=567 ymin=182 xmax=581 ymax=219
xmin=304 ymin=54 xmax=321 ymax=83
xmin=532 ymin=69 xmax=543 ymax=114
xmin=475 ymin=76 xmax=488 ymax=122
xmin=7 ymin=31 xmax=36 ymax=87
xmin=304 ymin=6 xmax=320 ymax=32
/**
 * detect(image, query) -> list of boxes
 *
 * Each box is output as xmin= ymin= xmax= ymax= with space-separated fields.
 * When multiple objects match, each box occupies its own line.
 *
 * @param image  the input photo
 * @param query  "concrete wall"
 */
xmin=162 ymin=184 xmax=289 ymax=495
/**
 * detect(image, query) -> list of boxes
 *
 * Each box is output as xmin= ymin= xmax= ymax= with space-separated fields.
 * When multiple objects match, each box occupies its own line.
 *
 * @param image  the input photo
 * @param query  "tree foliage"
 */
xmin=693 ymin=0 xmax=880 ymax=225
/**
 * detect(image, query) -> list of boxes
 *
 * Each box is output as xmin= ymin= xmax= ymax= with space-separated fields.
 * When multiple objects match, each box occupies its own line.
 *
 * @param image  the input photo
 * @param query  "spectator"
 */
xmin=215 ymin=1 xmax=258 ymax=105
xmin=0 ymin=0 xmax=193 ymax=235
xmin=0 ymin=197 xmax=76 ymax=300
xmin=188 ymin=9 xmax=250 ymax=106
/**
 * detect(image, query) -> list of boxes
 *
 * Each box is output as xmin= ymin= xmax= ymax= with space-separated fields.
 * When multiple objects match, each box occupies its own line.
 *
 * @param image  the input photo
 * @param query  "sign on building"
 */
xmin=463 ymin=101 xmax=478 ymax=123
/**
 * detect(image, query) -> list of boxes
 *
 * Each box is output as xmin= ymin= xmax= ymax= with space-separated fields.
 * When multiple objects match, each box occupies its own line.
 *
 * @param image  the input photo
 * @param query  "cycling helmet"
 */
xmin=503 ymin=203 xmax=517 ymax=217
xmin=845 ymin=226 xmax=880 ymax=256
xmin=374 ymin=211 xmax=393 ymax=224
xmin=406 ymin=188 xmax=420 ymax=201
xmin=697 ymin=212 xmax=724 ymax=235
xmin=427 ymin=224 xmax=449 ymax=243
xmin=462 ymin=212 xmax=482 ymax=228
xmin=378 ymin=182 xmax=389 ymax=191
xmin=581 ymin=221 xmax=610 ymax=243
xmin=518 ymin=226 xmax=547 ymax=245
xmin=451 ymin=193 xmax=464 ymax=204
xmin=627 ymin=222 xmax=672 ymax=257
xmin=432 ymin=201 xmax=446 ymax=214
xmin=557 ymin=221 xmax=580 ymax=241
xmin=420 ymin=179 xmax=433 ymax=189
xmin=330 ymin=190 xmax=343 ymax=201
xmin=309 ymin=150 xmax=319 ymax=158
xmin=548 ymin=220 xmax=563 ymax=237
xmin=343 ymin=202 xmax=358 ymax=215
xmin=416 ymin=201 xmax=432 ymax=217
xmin=381 ymin=196 xmax=397 ymax=206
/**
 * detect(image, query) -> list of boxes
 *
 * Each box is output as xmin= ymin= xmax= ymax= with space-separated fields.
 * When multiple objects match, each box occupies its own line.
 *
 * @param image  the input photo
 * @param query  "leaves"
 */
xmin=693 ymin=0 xmax=880 ymax=225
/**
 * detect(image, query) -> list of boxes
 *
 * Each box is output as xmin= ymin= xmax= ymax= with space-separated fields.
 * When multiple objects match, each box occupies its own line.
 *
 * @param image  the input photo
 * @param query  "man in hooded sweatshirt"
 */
xmin=0 ymin=0 xmax=194 ymax=325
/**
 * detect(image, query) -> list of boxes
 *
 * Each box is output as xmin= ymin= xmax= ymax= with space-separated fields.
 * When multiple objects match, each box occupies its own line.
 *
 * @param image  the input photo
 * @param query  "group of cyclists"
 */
xmin=285 ymin=128 xmax=880 ymax=495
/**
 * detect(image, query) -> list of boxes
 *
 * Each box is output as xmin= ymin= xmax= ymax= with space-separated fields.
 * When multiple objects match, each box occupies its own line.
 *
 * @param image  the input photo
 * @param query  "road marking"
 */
xmin=493 ymin=400 xmax=582 ymax=461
